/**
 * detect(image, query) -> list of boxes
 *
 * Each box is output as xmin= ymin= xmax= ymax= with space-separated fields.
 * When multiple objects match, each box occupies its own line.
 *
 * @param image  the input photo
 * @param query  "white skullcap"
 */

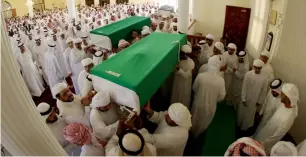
xmin=271 ymin=141 xmax=297 ymax=156
xmin=121 ymin=133 xmax=143 ymax=153
xmin=168 ymin=103 xmax=192 ymax=129
xmin=181 ymin=45 xmax=192 ymax=54
xmin=261 ymin=51 xmax=270 ymax=57
xmin=47 ymin=37 xmax=56 ymax=47
xmin=141 ymin=29 xmax=150 ymax=36
xmin=208 ymin=55 xmax=222 ymax=72
xmin=198 ymin=40 xmax=206 ymax=44
xmin=66 ymin=37 xmax=74 ymax=44
xmin=34 ymin=36 xmax=41 ymax=41
xmin=95 ymin=51 xmax=103 ymax=56
xmin=187 ymin=41 xmax=192 ymax=47
xmin=253 ymin=59 xmax=264 ymax=67
xmin=282 ymin=83 xmax=299 ymax=105
xmin=18 ymin=42 xmax=24 ymax=47
xmin=118 ymin=39 xmax=130 ymax=48
xmin=237 ymin=51 xmax=246 ymax=58
xmin=91 ymin=91 xmax=110 ymax=108
xmin=142 ymin=25 xmax=149 ymax=30
xmin=81 ymin=58 xmax=94 ymax=67
xmin=228 ymin=43 xmax=237 ymax=49
xmin=214 ymin=42 xmax=224 ymax=52
xmin=16 ymin=38 xmax=21 ymax=41
xmin=206 ymin=34 xmax=215 ymax=40
xmin=36 ymin=103 xmax=52 ymax=120
xmin=162 ymin=15 xmax=167 ymax=18
xmin=51 ymin=82 xmax=68 ymax=98
xmin=73 ymin=38 xmax=82 ymax=44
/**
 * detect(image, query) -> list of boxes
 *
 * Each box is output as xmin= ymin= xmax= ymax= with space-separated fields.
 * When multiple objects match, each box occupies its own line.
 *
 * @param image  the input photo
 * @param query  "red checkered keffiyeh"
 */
xmin=224 ymin=137 xmax=266 ymax=156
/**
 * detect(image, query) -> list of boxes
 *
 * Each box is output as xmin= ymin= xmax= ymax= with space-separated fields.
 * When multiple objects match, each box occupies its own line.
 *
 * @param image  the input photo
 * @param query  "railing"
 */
xmin=188 ymin=19 xmax=196 ymax=31
xmin=187 ymin=34 xmax=205 ymax=46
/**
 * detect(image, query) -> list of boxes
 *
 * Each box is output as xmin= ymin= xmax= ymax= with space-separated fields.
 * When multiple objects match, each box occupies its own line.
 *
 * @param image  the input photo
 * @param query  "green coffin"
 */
xmin=90 ymin=16 xmax=151 ymax=48
xmin=90 ymin=32 xmax=187 ymax=106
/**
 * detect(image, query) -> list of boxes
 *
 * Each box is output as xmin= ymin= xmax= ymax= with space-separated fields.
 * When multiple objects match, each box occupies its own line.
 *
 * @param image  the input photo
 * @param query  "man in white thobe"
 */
xmin=205 ymin=34 xmax=215 ymax=58
xmin=36 ymin=102 xmax=80 ymax=155
xmin=70 ymin=38 xmax=88 ymax=95
xmin=15 ymin=43 xmax=45 ymax=97
xmin=254 ymin=83 xmax=299 ymax=153
xmin=33 ymin=36 xmax=49 ymax=83
xmin=142 ymin=102 xmax=192 ymax=156
xmin=197 ymin=40 xmax=210 ymax=66
xmin=260 ymin=51 xmax=275 ymax=83
xmin=270 ymin=141 xmax=298 ymax=156
xmin=44 ymin=37 xmax=65 ymax=92
xmin=231 ymin=51 xmax=250 ymax=106
xmin=238 ymin=59 xmax=268 ymax=131
xmin=171 ymin=45 xmax=194 ymax=109
xmin=52 ymin=82 xmax=91 ymax=127
xmin=63 ymin=37 xmax=74 ymax=78
xmin=78 ymin=58 xmax=95 ymax=97
xmin=90 ymin=91 xmax=120 ymax=142
xmin=51 ymin=32 xmax=69 ymax=78
xmin=59 ymin=32 xmax=68 ymax=52
xmin=255 ymin=79 xmax=283 ymax=134
xmin=191 ymin=55 xmax=226 ymax=138
xmin=25 ymin=33 xmax=36 ymax=61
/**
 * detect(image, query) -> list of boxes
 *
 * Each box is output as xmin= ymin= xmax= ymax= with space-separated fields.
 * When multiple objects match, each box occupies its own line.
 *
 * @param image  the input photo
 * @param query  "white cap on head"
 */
xmin=271 ymin=141 xmax=297 ymax=156
xmin=214 ymin=42 xmax=224 ymax=52
xmin=253 ymin=59 xmax=264 ymax=67
xmin=66 ymin=37 xmax=74 ymax=44
xmin=198 ymin=40 xmax=206 ymax=44
xmin=118 ymin=39 xmax=130 ymax=48
xmin=142 ymin=25 xmax=149 ymax=30
xmin=36 ymin=103 xmax=53 ymax=120
xmin=282 ymin=83 xmax=299 ymax=105
xmin=95 ymin=51 xmax=103 ymax=56
xmin=168 ymin=103 xmax=192 ymax=129
xmin=181 ymin=45 xmax=192 ymax=54
xmin=34 ymin=36 xmax=41 ymax=41
xmin=18 ymin=42 xmax=24 ymax=47
xmin=162 ymin=15 xmax=167 ymax=18
xmin=91 ymin=91 xmax=110 ymax=108
xmin=261 ymin=51 xmax=270 ymax=57
xmin=121 ymin=133 xmax=142 ymax=152
xmin=237 ymin=51 xmax=246 ymax=58
xmin=228 ymin=43 xmax=237 ymax=49
xmin=208 ymin=55 xmax=222 ymax=72
xmin=51 ymin=82 xmax=68 ymax=98
xmin=47 ymin=37 xmax=56 ymax=47
xmin=141 ymin=29 xmax=150 ymax=36
xmin=205 ymin=34 xmax=215 ymax=40
xmin=81 ymin=58 xmax=94 ymax=67
xmin=73 ymin=38 xmax=82 ymax=44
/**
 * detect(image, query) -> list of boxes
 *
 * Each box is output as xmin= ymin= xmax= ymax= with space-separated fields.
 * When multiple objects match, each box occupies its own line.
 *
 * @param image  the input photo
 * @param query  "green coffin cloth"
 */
xmin=90 ymin=32 xmax=187 ymax=107
xmin=90 ymin=16 xmax=151 ymax=48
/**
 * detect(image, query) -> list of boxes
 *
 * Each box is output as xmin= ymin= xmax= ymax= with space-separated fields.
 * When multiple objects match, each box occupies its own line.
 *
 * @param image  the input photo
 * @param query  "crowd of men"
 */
xmin=5 ymin=2 xmax=305 ymax=156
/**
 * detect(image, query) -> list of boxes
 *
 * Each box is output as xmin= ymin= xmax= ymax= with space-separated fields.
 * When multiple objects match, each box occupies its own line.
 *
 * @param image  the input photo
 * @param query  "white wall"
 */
xmin=271 ymin=0 xmax=306 ymax=144
xmin=193 ymin=0 xmax=251 ymax=40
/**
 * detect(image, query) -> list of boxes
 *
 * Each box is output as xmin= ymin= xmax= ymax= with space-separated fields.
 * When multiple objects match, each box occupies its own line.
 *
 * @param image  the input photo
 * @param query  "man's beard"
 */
xmin=46 ymin=116 xmax=58 ymax=124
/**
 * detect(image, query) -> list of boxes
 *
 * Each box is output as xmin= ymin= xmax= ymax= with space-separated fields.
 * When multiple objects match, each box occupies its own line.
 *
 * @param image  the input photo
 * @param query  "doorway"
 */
xmin=223 ymin=6 xmax=251 ymax=52
xmin=86 ymin=0 xmax=94 ymax=6
xmin=116 ymin=0 xmax=129 ymax=4
xmin=99 ymin=0 xmax=110 ymax=6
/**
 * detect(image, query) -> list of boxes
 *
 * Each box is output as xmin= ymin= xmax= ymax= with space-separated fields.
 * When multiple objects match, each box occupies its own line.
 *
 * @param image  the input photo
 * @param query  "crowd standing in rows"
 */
xmin=5 ymin=2 xmax=305 ymax=156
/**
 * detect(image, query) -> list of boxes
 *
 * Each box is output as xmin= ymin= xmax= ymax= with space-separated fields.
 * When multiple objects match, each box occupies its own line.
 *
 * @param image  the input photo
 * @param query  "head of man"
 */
xmin=213 ymin=42 xmax=224 ymax=55
xmin=270 ymin=141 xmax=298 ymax=156
xmin=74 ymin=38 xmax=83 ymax=50
xmin=131 ymin=29 xmax=139 ymax=39
xmin=253 ymin=59 xmax=264 ymax=74
xmin=65 ymin=25 xmax=68 ymax=30
xmin=151 ymin=22 xmax=157 ymax=31
xmin=270 ymin=79 xmax=282 ymax=97
xmin=205 ymin=34 xmax=215 ymax=46
xmin=66 ymin=37 xmax=74 ymax=48
xmin=76 ymin=25 xmax=81 ymax=31
xmin=158 ymin=22 xmax=164 ymax=30
xmin=141 ymin=29 xmax=150 ymax=38
xmin=227 ymin=43 xmax=237 ymax=55
xmin=173 ymin=17 xmax=178 ymax=23
xmin=63 ymin=123 xmax=92 ymax=146
xmin=237 ymin=51 xmax=246 ymax=63
xmin=82 ymin=58 xmax=94 ymax=73
xmin=18 ymin=43 xmax=25 ymax=53
xmin=35 ymin=37 xmax=41 ymax=46
xmin=173 ymin=25 xmax=178 ymax=32
xmin=224 ymin=137 xmax=266 ymax=156
xmin=37 ymin=103 xmax=58 ymax=124
xmin=119 ymin=130 xmax=145 ymax=156
xmin=118 ymin=39 xmax=130 ymax=51
xmin=53 ymin=28 xmax=58 ymax=34
xmin=165 ymin=103 xmax=192 ymax=129
xmin=28 ymin=33 xmax=33 ymax=40
xmin=91 ymin=91 xmax=112 ymax=112
xmin=52 ymin=34 xmax=57 ymax=41
xmin=281 ymin=83 xmax=299 ymax=108
xmin=97 ymin=20 xmax=102 ymax=25
xmin=191 ymin=46 xmax=201 ymax=58
xmin=52 ymin=82 xmax=74 ymax=102
xmin=260 ymin=51 xmax=270 ymax=64
xmin=180 ymin=45 xmax=191 ymax=60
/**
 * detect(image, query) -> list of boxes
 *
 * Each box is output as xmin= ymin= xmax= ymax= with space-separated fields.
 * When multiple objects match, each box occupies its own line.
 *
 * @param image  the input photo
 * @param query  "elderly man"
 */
xmin=52 ymin=82 xmax=91 ymax=127
xmin=238 ymin=59 xmax=268 ymax=131
xmin=90 ymin=91 xmax=120 ymax=142
xmin=36 ymin=103 xmax=79 ymax=155
xmin=191 ymin=55 xmax=226 ymax=138
xmin=71 ymin=38 xmax=88 ymax=95
xmin=142 ymin=102 xmax=191 ymax=156
xmin=45 ymin=37 xmax=65 ymax=93
xmin=254 ymin=83 xmax=299 ymax=153
xmin=256 ymin=79 xmax=283 ymax=133
xmin=223 ymin=43 xmax=238 ymax=100
xmin=260 ymin=51 xmax=275 ymax=83
xmin=171 ymin=45 xmax=194 ymax=109
xmin=15 ymin=42 xmax=45 ymax=97
xmin=270 ymin=141 xmax=298 ymax=156
xmin=78 ymin=58 xmax=95 ymax=97
xmin=106 ymin=129 xmax=156 ymax=156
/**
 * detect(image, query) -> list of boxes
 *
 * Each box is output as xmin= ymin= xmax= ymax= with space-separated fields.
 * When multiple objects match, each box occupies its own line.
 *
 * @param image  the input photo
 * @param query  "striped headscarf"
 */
xmin=63 ymin=123 xmax=92 ymax=146
xmin=224 ymin=137 xmax=266 ymax=156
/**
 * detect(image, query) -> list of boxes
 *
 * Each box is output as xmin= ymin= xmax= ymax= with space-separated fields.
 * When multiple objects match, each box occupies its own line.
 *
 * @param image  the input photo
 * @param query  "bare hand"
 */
xmin=81 ymin=96 xmax=91 ymax=106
